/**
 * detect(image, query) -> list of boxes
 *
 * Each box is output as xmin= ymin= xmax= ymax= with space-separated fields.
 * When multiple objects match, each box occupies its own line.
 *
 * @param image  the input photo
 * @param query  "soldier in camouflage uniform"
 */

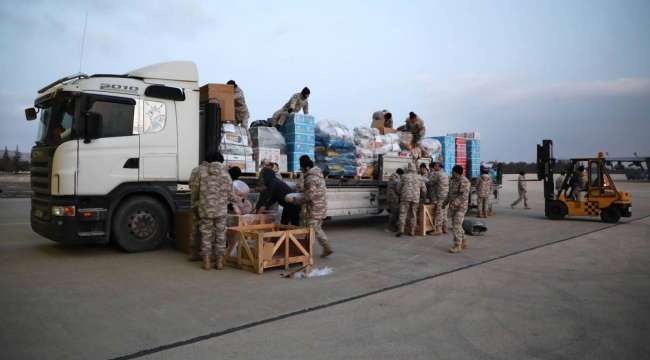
xmin=386 ymin=168 xmax=404 ymax=232
xmin=397 ymin=112 xmax=426 ymax=147
xmin=227 ymin=80 xmax=250 ymax=128
xmin=428 ymin=162 xmax=449 ymax=235
xmin=194 ymin=152 xmax=238 ymax=270
xmin=396 ymin=162 xmax=427 ymax=237
xmin=188 ymin=160 xmax=209 ymax=261
xmin=271 ymin=87 xmax=310 ymax=127
xmin=293 ymin=155 xmax=333 ymax=257
xmin=476 ymin=169 xmax=492 ymax=218
xmin=444 ymin=165 xmax=471 ymax=253
xmin=511 ymin=171 xmax=530 ymax=209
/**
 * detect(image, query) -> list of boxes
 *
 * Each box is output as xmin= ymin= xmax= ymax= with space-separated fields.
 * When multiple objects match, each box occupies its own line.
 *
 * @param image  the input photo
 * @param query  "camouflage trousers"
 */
xmin=304 ymin=218 xmax=330 ymax=248
xmin=199 ymin=216 xmax=227 ymax=256
xmin=511 ymin=191 xmax=528 ymax=208
xmin=450 ymin=208 xmax=466 ymax=246
xmin=398 ymin=201 xmax=418 ymax=234
xmin=477 ymin=196 xmax=489 ymax=216
xmin=271 ymin=110 xmax=288 ymax=127
xmin=433 ymin=201 xmax=448 ymax=229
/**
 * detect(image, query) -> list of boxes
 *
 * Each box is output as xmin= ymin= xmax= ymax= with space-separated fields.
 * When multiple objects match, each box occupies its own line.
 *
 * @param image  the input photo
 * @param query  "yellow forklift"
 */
xmin=537 ymin=140 xmax=632 ymax=223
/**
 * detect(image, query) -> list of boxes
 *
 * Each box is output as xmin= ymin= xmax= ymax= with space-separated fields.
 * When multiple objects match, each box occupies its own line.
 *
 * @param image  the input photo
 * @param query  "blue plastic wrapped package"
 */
xmin=432 ymin=136 xmax=455 ymax=175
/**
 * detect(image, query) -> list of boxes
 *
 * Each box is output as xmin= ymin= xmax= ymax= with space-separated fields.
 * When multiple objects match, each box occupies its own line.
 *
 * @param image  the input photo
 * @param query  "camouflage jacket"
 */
xmin=447 ymin=174 xmax=470 ymax=211
xmin=397 ymin=169 xmax=427 ymax=203
xmin=428 ymin=170 xmax=449 ymax=202
xmin=281 ymin=92 xmax=309 ymax=115
xmin=517 ymin=174 xmax=527 ymax=193
xmin=196 ymin=162 xmax=235 ymax=218
xmin=401 ymin=116 xmax=426 ymax=142
xmin=233 ymin=87 xmax=250 ymax=126
xmin=387 ymin=173 xmax=401 ymax=207
xmin=302 ymin=166 xmax=327 ymax=220
xmin=477 ymin=174 xmax=492 ymax=198
xmin=189 ymin=161 xmax=208 ymax=210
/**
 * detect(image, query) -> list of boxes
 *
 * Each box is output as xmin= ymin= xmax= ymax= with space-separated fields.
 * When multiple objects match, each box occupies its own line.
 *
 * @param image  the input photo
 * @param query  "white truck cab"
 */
xmin=26 ymin=62 xmax=212 ymax=251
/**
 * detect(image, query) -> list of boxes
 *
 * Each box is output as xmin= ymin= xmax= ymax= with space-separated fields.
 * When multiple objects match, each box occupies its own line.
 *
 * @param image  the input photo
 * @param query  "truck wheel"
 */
xmin=547 ymin=200 xmax=567 ymax=220
xmin=600 ymin=206 xmax=621 ymax=223
xmin=112 ymin=196 xmax=170 ymax=252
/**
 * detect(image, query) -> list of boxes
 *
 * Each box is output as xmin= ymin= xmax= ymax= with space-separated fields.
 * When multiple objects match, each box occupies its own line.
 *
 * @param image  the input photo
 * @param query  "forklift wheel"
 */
xmin=600 ymin=206 xmax=621 ymax=223
xmin=547 ymin=200 xmax=567 ymax=220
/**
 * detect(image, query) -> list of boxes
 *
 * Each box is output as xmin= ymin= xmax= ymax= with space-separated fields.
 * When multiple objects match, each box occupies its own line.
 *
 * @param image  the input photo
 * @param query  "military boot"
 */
xmin=320 ymin=244 xmax=333 ymax=258
xmin=442 ymin=226 xmax=448 ymax=234
xmin=448 ymin=244 xmax=463 ymax=253
xmin=461 ymin=239 xmax=468 ymax=249
xmin=202 ymin=255 xmax=212 ymax=270
xmin=215 ymin=255 xmax=225 ymax=270
xmin=430 ymin=226 xmax=443 ymax=236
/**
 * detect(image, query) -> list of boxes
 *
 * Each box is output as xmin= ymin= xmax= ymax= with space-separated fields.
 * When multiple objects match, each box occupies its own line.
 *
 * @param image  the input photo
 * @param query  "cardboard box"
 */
xmin=383 ymin=127 xmax=397 ymax=134
xmin=200 ymin=83 xmax=236 ymax=122
xmin=221 ymin=123 xmax=249 ymax=146
xmin=253 ymin=148 xmax=282 ymax=164
xmin=245 ymin=160 xmax=256 ymax=173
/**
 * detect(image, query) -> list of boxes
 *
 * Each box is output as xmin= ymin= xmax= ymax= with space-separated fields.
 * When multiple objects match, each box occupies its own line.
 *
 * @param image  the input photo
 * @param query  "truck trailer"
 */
xmin=25 ymin=61 xmax=432 ymax=252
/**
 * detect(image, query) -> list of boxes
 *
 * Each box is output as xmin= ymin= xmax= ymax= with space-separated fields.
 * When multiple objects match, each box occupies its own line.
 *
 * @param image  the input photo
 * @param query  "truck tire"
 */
xmin=547 ymin=200 xmax=567 ymax=220
xmin=112 ymin=196 xmax=170 ymax=252
xmin=600 ymin=206 xmax=621 ymax=223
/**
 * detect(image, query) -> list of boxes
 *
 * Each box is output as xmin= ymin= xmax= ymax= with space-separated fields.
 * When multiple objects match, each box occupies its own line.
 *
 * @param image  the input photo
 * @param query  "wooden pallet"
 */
xmin=225 ymin=223 xmax=314 ymax=274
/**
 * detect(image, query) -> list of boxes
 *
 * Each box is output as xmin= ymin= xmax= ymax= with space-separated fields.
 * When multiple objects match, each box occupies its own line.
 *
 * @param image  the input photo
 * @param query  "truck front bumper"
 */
xmin=31 ymin=197 xmax=108 ymax=244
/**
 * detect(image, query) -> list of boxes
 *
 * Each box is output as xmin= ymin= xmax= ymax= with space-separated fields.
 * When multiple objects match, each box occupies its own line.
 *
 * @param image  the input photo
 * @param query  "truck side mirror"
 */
xmin=25 ymin=107 xmax=37 ymax=121
xmin=84 ymin=112 xmax=103 ymax=144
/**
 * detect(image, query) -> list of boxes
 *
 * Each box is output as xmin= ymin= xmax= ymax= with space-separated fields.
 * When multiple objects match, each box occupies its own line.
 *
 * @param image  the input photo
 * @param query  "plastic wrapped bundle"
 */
xmin=315 ymin=119 xmax=357 ymax=176
xmin=397 ymin=131 xmax=413 ymax=150
xmin=249 ymin=126 xmax=286 ymax=153
xmin=420 ymin=138 xmax=442 ymax=161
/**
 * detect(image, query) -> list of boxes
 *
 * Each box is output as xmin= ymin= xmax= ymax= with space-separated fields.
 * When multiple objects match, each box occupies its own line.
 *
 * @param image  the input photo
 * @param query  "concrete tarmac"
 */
xmin=1 ymin=178 xmax=649 ymax=359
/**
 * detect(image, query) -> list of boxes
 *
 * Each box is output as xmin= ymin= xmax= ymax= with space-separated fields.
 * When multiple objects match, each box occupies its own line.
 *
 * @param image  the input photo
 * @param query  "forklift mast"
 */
xmin=536 ymin=139 xmax=555 ymax=200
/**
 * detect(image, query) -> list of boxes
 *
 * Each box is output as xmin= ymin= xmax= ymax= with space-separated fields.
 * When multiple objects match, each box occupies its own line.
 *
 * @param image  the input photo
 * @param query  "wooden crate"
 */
xmin=405 ymin=203 xmax=435 ymax=236
xmin=225 ymin=224 xmax=314 ymax=274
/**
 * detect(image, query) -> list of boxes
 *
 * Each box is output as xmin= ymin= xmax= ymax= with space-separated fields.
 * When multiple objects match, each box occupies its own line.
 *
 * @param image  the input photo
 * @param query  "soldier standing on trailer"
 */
xmin=429 ymin=161 xmax=449 ymax=235
xmin=396 ymin=162 xmax=427 ymax=237
xmin=195 ymin=151 xmax=238 ymax=270
xmin=444 ymin=165 xmax=470 ymax=253
xmin=476 ymin=169 xmax=492 ymax=218
xmin=226 ymin=80 xmax=250 ymax=128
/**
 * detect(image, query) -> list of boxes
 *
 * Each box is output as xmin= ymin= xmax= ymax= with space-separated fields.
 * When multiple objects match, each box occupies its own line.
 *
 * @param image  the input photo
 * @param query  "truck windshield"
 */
xmin=35 ymin=93 xmax=77 ymax=146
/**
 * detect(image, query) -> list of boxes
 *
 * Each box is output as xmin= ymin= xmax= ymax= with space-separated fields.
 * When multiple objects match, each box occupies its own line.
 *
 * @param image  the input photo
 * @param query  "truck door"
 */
xmin=137 ymin=99 xmax=177 ymax=181
xmin=77 ymin=94 xmax=140 ymax=195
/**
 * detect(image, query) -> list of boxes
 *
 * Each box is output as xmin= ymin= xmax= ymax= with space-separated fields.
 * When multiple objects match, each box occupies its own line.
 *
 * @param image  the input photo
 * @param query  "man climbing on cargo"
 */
xmin=476 ymin=169 xmax=492 ymax=218
xmin=193 ymin=151 xmax=238 ymax=270
xmin=428 ymin=162 xmax=449 ymax=235
xmin=271 ymin=87 xmax=310 ymax=128
xmin=386 ymin=168 xmax=404 ymax=232
xmin=227 ymin=80 xmax=250 ymax=128
xmin=292 ymin=155 xmax=333 ymax=258
xmin=397 ymin=112 xmax=426 ymax=147
xmin=396 ymin=162 xmax=427 ymax=237
xmin=510 ymin=171 xmax=530 ymax=209
xmin=444 ymin=165 xmax=471 ymax=253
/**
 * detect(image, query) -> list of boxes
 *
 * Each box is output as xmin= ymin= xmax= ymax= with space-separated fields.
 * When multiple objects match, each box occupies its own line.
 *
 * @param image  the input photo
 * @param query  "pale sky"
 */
xmin=1 ymin=0 xmax=649 ymax=161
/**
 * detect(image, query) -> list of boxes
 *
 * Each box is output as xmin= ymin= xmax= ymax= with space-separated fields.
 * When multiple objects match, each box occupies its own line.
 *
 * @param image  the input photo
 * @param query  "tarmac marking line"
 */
xmin=109 ymin=214 xmax=650 ymax=360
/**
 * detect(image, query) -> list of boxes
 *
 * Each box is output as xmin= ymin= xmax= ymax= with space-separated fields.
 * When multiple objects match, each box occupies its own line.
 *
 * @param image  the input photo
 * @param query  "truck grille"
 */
xmin=31 ymin=146 xmax=56 ymax=220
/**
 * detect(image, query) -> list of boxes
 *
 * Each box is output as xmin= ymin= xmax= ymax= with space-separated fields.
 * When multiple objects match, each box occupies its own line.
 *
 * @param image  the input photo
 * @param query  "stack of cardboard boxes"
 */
xmin=281 ymin=114 xmax=316 ymax=172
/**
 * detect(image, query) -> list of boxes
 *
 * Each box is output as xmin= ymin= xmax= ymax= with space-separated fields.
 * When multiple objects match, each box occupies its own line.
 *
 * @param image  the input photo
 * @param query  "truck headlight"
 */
xmin=52 ymin=206 xmax=75 ymax=217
